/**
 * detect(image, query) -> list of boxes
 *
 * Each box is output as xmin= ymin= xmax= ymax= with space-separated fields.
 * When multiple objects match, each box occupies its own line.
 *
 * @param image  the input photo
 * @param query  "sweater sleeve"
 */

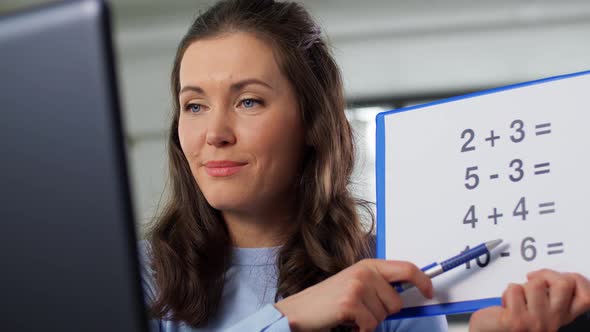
xmin=137 ymin=240 xmax=291 ymax=332
xmin=397 ymin=315 xmax=448 ymax=332
xmin=377 ymin=315 xmax=449 ymax=332
xmin=137 ymin=240 xmax=445 ymax=332
xmin=226 ymin=308 xmax=448 ymax=332
xmin=223 ymin=304 xmax=290 ymax=331
xmin=225 ymin=307 xmax=448 ymax=332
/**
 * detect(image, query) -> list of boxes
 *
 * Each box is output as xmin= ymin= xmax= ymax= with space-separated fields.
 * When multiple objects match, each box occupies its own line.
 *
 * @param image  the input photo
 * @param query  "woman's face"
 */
xmin=177 ymin=32 xmax=305 ymax=216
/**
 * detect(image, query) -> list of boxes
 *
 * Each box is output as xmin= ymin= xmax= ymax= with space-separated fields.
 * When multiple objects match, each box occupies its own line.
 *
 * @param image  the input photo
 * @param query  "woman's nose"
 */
xmin=205 ymin=108 xmax=236 ymax=147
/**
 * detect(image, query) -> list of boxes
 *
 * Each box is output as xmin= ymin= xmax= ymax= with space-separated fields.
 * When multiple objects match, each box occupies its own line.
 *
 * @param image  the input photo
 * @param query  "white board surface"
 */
xmin=375 ymin=70 xmax=590 ymax=318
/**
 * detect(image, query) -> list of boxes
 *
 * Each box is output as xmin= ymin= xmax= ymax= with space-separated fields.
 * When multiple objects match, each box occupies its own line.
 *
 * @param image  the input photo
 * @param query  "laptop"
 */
xmin=0 ymin=1 xmax=148 ymax=331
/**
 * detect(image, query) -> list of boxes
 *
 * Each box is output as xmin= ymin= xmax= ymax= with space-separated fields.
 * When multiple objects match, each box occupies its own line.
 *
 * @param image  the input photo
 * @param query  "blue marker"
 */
xmin=394 ymin=239 xmax=503 ymax=293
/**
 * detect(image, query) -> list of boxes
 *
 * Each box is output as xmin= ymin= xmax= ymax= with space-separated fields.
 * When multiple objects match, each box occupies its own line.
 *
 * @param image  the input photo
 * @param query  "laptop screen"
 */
xmin=0 ymin=1 xmax=148 ymax=331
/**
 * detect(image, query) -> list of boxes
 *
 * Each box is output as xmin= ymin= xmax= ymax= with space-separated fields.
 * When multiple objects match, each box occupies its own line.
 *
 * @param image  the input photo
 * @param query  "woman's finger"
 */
xmin=498 ymin=283 xmax=530 ymax=330
xmin=358 ymin=278 xmax=388 ymax=324
xmin=503 ymin=283 xmax=527 ymax=315
xmin=371 ymin=269 xmax=403 ymax=315
xmin=469 ymin=306 xmax=506 ymax=332
xmin=530 ymin=270 xmax=590 ymax=322
xmin=527 ymin=269 xmax=574 ymax=319
xmin=522 ymin=278 xmax=550 ymax=324
xmin=568 ymin=273 xmax=590 ymax=320
xmin=369 ymin=259 xmax=433 ymax=299
xmin=353 ymin=301 xmax=379 ymax=331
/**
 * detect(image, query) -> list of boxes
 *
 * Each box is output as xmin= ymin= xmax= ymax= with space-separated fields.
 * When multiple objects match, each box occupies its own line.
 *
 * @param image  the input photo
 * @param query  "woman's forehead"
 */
xmin=179 ymin=32 xmax=284 ymax=89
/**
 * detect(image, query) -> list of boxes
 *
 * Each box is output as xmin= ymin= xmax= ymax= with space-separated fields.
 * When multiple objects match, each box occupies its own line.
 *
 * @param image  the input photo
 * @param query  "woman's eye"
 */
xmin=240 ymin=98 xmax=261 ymax=109
xmin=186 ymin=103 xmax=201 ymax=113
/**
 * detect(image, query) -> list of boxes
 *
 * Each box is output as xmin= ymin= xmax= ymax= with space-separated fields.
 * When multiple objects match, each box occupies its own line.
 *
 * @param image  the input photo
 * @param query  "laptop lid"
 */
xmin=0 ymin=1 xmax=148 ymax=330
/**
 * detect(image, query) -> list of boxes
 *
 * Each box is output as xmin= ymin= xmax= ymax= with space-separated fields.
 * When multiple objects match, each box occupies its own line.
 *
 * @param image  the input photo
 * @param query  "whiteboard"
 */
xmin=375 ymin=70 xmax=590 ymax=319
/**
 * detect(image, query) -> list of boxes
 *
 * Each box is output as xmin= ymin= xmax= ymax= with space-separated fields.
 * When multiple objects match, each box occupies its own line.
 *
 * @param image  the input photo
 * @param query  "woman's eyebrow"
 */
xmin=179 ymin=78 xmax=274 ymax=96
xmin=230 ymin=78 xmax=274 ymax=92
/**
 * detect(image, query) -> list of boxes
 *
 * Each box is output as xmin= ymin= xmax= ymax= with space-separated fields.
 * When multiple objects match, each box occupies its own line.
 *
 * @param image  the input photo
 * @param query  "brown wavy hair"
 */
xmin=146 ymin=0 xmax=375 ymax=328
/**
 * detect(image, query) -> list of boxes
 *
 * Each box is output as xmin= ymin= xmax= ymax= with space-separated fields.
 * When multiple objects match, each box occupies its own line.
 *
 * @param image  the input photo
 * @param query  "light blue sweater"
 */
xmin=139 ymin=241 xmax=448 ymax=331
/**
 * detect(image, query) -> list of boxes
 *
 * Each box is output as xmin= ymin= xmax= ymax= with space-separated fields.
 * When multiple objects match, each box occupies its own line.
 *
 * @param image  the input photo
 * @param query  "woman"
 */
xmin=139 ymin=0 xmax=590 ymax=331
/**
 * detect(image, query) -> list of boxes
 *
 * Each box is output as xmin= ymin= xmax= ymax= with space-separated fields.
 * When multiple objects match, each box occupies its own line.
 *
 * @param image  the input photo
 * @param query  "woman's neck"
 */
xmin=222 ymin=209 xmax=295 ymax=248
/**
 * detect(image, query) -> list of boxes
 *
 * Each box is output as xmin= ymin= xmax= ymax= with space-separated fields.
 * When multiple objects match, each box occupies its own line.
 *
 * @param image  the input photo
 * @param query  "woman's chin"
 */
xmin=204 ymin=196 xmax=249 ymax=213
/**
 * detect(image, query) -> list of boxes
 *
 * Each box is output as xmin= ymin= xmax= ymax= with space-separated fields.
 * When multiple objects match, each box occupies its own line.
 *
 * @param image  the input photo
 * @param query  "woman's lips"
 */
xmin=204 ymin=160 xmax=248 ymax=177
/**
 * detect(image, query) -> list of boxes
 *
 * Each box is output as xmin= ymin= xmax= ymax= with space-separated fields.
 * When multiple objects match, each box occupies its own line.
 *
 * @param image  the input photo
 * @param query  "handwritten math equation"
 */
xmin=458 ymin=119 xmax=563 ymax=268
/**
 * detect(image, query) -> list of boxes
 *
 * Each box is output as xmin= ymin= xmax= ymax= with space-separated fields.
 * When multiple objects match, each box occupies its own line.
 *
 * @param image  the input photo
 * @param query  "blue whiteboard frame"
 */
xmin=375 ymin=69 xmax=590 ymax=319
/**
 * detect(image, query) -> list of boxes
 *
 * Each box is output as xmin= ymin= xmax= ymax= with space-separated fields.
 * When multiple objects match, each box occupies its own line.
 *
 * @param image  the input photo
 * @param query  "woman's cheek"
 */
xmin=178 ymin=120 xmax=205 ymax=156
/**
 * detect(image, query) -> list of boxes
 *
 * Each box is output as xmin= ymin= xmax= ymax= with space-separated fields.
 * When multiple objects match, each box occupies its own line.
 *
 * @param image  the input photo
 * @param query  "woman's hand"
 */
xmin=469 ymin=269 xmax=590 ymax=332
xmin=274 ymin=259 xmax=433 ymax=332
